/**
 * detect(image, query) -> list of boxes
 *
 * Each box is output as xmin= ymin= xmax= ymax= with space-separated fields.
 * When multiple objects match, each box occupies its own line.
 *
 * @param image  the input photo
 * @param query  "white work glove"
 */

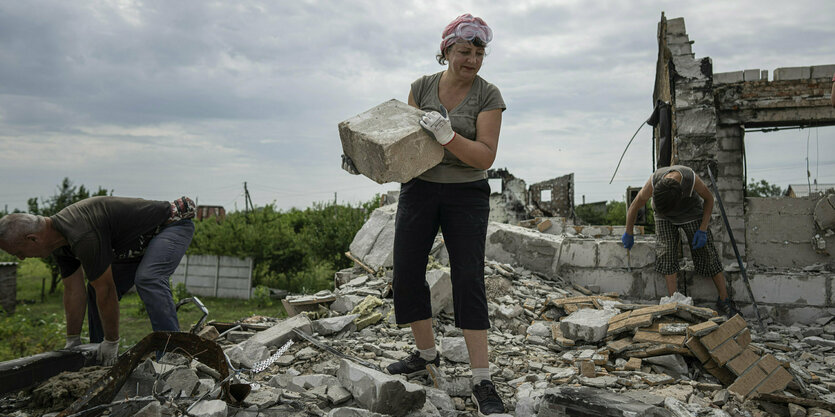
xmin=420 ymin=110 xmax=456 ymax=146
xmin=64 ymin=334 xmax=82 ymax=349
xmin=341 ymin=154 xmax=360 ymax=175
xmin=97 ymin=338 xmax=120 ymax=366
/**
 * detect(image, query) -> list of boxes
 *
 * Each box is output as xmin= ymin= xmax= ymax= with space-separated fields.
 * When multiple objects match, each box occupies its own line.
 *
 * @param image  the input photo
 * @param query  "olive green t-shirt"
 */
xmin=410 ymin=71 xmax=506 ymax=183
xmin=50 ymin=196 xmax=171 ymax=281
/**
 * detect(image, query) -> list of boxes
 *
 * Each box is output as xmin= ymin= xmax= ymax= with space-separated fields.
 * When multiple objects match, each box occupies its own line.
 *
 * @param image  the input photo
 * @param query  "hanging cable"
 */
xmin=609 ymin=121 xmax=647 ymax=184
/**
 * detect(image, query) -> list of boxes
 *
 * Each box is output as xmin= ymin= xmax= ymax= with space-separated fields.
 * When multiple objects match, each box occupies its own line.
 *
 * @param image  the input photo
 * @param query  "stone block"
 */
xmin=339 ymin=99 xmax=443 ymax=184
xmin=774 ymin=66 xmax=811 ymax=81
xmin=724 ymin=348 xmax=757 ymax=376
xmin=560 ymin=308 xmax=618 ymax=343
xmin=730 ymin=273 xmax=828 ymax=306
xmin=686 ymin=336 xmax=711 ymax=363
xmin=709 ymin=338 xmax=741 ymax=366
xmin=688 ymin=321 xmax=718 ymax=337
xmin=164 ymin=368 xmax=199 ymax=397
xmin=248 ymin=314 xmax=312 ymax=348
xmin=714 ymin=71 xmax=744 ymax=85
xmin=336 ymin=359 xmax=425 ymax=416
xmin=811 ymin=64 xmax=835 ymax=80
xmin=743 ymin=69 xmax=761 ymax=81
xmin=426 ymin=268 xmax=452 ymax=317
xmin=562 ymin=268 xmax=639 ymax=299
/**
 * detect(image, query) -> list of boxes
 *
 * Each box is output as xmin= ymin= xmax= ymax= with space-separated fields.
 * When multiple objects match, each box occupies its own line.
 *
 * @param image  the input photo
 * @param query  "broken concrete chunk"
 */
xmin=659 ymin=292 xmax=693 ymax=306
xmin=328 ymin=407 xmax=386 ymax=417
xmin=644 ymin=354 xmax=688 ymax=379
xmin=538 ymin=386 xmax=672 ymax=416
xmin=328 ymin=384 xmax=353 ymax=405
xmin=561 ymin=308 xmax=619 ymax=343
xmin=313 ymin=314 xmax=360 ymax=336
xmin=441 ymin=337 xmax=469 ymax=363
xmin=243 ymin=386 xmax=282 ymax=408
xmin=426 ymin=268 xmax=453 ymax=317
xmin=248 ymin=314 xmax=312 ymax=348
xmin=336 ymin=359 xmax=425 ymax=416
xmin=196 ymin=325 xmax=220 ymax=341
xmin=135 ymin=401 xmax=176 ymax=417
xmin=339 ymin=99 xmax=443 ymax=184
xmin=163 ymin=368 xmax=199 ymax=397
xmin=188 ymin=399 xmax=228 ymax=417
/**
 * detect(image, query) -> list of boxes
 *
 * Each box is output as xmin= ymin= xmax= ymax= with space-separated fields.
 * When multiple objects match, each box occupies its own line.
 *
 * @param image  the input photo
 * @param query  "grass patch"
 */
xmin=1 ymin=259 xmax=287 ymax=361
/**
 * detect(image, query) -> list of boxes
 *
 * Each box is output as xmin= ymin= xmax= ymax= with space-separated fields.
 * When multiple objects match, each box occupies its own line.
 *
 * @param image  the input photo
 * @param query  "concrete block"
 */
xmin=713 ymin=71 xmax=744 ymax=85
xmin=426 ymin=268 xmax=452 ymax=317
xmin=339 ymin=99 xmax=443 ymax=184
xmin=673 ymin=56 xmax=710 ymax=81
xmin=675 ymin=86 xmax=712 ymax=109
xmin=676 ymin=107 xmax=717 ymax=135
xmin=336 ymin=359 xmax=425 ymax=416
xmin=668 ymin=41 xmax=692 ymax=57
xmin=560 ymin=308 xmax=619 ymax=343
xmin=563 ymin=268 xmax=640 ymax=299
xmin=810 ymin=65 xmax=835 ymax=80
xmin=597 ymin=240 xmax=653 ymax=268
xmin=743 ymin=69 xmax=761 ymax=81
xmin=730 ymin=272 xmax=828 ymax=306
xmin=774 ymin=66 xmax=811 ymax=81
xmin=666 ymin=17 xmax=687 ymax=35
xmin=559 ymin=238 xmax=597 ymax=268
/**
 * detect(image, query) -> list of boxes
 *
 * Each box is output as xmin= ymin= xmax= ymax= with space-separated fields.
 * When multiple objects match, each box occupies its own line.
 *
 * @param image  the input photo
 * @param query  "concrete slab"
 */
xmin=774 ymin=66 xmax=811 ymax=81
xmin=559 ymin=239 xmax=597 ymax=268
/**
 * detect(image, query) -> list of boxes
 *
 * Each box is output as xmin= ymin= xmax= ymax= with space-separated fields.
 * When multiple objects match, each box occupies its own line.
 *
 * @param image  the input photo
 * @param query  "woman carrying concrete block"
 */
xmin=385 ymin=13 xmax=506 ymax=416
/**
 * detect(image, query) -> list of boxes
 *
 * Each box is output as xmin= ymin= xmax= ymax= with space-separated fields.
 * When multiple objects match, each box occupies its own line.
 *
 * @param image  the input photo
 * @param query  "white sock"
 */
xmin=472 ymin=367 xmax=491 ymax=385
xmin=418 ymin=346 xmax=437 ymax=361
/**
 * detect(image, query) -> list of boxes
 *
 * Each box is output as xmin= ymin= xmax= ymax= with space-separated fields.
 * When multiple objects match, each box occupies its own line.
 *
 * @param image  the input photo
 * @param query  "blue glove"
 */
xmin=621 ymin=232 xmax=634 ymax=250
xmin=692 ymin=230 xmax=707 ymax=249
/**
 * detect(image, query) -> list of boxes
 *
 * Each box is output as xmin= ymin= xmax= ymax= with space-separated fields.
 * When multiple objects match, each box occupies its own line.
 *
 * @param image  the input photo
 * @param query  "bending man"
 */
xmin=0 ymin=196 xmax=195 ymax=364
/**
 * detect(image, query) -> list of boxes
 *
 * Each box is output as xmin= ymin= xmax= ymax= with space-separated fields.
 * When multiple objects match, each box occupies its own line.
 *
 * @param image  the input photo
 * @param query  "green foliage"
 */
xmin=746 ymin=178 xmax=783 ymax=197
xmin=189 ymin=197 xmax=378 ymax=293
xmin=252 ymin=285 xmax=272 ymax=307
xmin=173 ymin=282 xmax=189 ymax=303
xmin=0 ymin=307 xmax=64 ymax=360
xmin=26 ymin=178 xmax=111 ymax=293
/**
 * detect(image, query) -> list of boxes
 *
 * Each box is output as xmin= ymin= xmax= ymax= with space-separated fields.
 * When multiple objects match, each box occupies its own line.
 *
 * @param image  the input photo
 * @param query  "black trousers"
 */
xmin=392 ymin=178 xmax=491 ymax=330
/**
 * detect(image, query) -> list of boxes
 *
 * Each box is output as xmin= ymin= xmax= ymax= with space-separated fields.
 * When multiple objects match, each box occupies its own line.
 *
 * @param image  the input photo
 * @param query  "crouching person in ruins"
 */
xmin=622 ymin=165 xmax=741 ymax=318
xmin=0 ymin=196 xmax=195 ymax=365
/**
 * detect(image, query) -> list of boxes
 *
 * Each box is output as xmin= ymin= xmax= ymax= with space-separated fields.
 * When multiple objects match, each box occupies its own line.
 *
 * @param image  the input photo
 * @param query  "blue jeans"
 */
xmin=87 ymin=219 xmax=195 ymax=342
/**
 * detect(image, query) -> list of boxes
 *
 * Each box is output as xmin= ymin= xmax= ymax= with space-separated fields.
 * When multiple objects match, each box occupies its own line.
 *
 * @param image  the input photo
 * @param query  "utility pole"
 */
xmin=334 ymin=192 xmax=337 ymax=205
xmin=244 ymin=182 xmax=254 ymax=216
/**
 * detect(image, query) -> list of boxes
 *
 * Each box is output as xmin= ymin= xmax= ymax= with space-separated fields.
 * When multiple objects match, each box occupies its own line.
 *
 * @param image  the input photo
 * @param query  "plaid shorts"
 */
xmin=655 ymin=218 xmax=723 ymax=277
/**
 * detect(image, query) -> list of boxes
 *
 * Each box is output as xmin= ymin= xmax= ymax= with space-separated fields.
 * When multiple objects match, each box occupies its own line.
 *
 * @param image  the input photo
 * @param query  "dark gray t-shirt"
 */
xmin=411 ymin=71 xmax=505 ymax=183
xmin=651 ymin=165 xmax=704 ymax=224
xmin=51 ymin=196 xmax=171 ymax=281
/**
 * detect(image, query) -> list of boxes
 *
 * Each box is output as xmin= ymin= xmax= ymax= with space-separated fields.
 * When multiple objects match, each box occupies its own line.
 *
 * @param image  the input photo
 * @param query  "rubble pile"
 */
xmin=5 ymin=258 xmax=835 ymax=417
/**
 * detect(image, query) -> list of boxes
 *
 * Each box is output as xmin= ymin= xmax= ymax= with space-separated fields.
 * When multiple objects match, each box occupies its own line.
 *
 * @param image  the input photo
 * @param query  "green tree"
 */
xmin=746 ymin=178 xmax=783 ymax=197
xmin=27 ymin=178 xmax=110 ymax=293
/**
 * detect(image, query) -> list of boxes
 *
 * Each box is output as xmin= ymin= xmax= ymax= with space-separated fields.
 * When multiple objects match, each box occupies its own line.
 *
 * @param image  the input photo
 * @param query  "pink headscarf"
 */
xmin=440 ymin=14 xmax=493 ymax=53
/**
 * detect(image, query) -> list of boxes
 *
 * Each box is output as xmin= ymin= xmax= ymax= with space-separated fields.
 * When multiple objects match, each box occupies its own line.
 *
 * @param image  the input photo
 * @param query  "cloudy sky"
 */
xmin=1 ymin=0 xmax=833 ymax=213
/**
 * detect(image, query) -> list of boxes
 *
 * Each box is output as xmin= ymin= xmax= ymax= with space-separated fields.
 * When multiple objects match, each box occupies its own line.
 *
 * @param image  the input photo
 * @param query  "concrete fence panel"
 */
xmin=171 ymin=255 xmax=253 ymax=300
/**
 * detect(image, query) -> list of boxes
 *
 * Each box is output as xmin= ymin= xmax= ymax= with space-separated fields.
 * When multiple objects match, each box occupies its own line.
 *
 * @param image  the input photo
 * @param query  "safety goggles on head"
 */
xmin=444 ymin=21 xmax=493 ymax=45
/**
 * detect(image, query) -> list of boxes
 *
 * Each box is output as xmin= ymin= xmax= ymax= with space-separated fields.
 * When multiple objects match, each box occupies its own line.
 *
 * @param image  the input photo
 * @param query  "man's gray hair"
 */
xmin=0 ymin=213 xmax=45 ymax=244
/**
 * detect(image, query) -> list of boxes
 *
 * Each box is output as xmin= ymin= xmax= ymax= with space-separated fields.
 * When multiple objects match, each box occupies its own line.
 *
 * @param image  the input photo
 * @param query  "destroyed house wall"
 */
xmin=656 ymin=14 xmax=835 ymax=267
xmin=528 ymin=173 xmax=574 ymax=220
xmin=746 ymin=196 xmax=835 ymax=269
xmin=487 ymin=168 xmax=528 ymax=224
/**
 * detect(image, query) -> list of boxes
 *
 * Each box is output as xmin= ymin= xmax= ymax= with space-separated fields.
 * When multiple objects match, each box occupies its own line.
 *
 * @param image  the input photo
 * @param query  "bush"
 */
xmin=189 ymin=197 xmax=378 ymax=294
xmin=252 ymin=285 xmax=272 ymax=308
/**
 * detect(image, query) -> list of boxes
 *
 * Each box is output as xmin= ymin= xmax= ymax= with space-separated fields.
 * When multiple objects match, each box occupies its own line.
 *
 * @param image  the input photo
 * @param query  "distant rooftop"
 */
xmin=785 ymin=183 xmax=835 ymax=198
